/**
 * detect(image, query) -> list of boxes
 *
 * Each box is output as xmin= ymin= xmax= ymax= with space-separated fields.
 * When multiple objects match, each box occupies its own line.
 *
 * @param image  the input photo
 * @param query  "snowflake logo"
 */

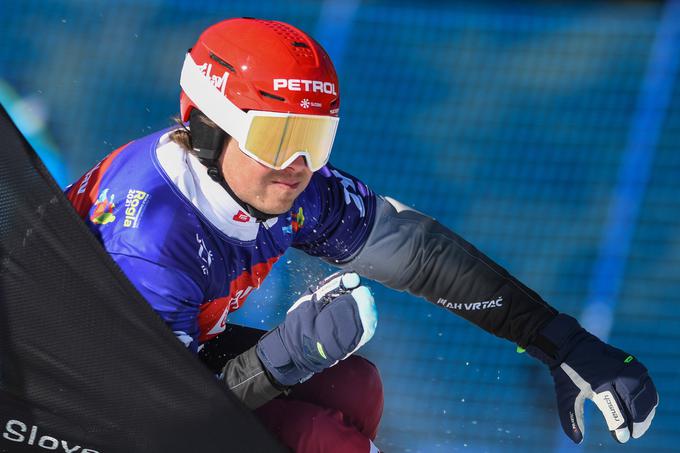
xmin=300 ymin=98 xmax=310 ymax=109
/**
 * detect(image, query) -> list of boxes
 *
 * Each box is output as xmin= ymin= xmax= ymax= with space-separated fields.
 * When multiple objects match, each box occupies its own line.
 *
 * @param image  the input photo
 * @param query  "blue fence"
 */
xmin=2 ymin=1 xmax=679 ymax=451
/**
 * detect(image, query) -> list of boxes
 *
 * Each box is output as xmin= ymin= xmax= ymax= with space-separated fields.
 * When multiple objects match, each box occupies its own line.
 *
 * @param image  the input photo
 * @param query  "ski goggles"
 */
xmin=180 ymin=53 xmax=339 ymax=171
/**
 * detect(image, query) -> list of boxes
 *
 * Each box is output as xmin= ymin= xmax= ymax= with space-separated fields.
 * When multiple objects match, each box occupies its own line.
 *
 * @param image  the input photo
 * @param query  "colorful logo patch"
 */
xmin=90 ymin=189 xmax=116 ymax=225
xmin=283 ymin=207 xmax=305 ymax=235
xmin=292 ymin=207 xmax=305 ymax=232
xmin=123 ymin=189 xmax=150 ymax=228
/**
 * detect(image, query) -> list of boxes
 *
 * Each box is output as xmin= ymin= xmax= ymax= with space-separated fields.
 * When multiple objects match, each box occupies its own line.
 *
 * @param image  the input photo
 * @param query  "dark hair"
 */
xmin=168 ymin=114 xmax=231 ymax=153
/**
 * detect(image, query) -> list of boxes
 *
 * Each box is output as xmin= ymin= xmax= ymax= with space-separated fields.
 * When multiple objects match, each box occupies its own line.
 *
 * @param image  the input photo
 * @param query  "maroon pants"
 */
xmin=254 ymin=356 xmax=384 ymax=453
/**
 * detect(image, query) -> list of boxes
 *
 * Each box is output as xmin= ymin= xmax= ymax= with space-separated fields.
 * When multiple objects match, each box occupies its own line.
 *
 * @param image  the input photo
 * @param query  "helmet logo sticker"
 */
xmin=300 ymin=98 xmax=322 ymax=109
xmin=198 ymin=63 xmax=228 ymax=94
xmin=273 ymin=79 xmax=337 ymax=95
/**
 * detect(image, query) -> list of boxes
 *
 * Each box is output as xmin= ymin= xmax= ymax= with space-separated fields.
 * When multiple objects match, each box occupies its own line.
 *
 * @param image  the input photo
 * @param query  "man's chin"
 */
xmin=252 ymin=184 xmax=306 ymax=216
xmin=255 ymin=199 xmax=296 ymax=217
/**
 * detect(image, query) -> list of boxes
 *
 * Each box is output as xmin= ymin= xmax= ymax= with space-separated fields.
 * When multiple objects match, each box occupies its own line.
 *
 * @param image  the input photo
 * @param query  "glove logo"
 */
xmin=302 ymin=335 xmax=326 ymax=366
xmin=602 ymin=392 xmax=622 ymax=424
xmin=569 ymin=411 xmax=579 ymax=435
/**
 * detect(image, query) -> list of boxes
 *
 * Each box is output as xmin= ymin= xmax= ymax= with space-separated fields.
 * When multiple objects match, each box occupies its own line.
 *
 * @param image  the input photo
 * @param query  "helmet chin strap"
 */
xmin=189 ymin=110 xmax=279 ymax=222
xmin=212 ymin=170 xmax=280 ymax=223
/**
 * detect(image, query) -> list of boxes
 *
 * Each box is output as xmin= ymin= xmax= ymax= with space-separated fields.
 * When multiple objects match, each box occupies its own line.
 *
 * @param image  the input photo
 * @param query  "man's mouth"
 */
xmin=272 ymin=180 xmax=300 ymax=189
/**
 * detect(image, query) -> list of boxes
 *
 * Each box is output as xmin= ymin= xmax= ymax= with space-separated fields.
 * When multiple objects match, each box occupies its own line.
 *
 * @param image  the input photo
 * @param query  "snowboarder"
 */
xmin=66 ymin=17 xmax=658 ymax=452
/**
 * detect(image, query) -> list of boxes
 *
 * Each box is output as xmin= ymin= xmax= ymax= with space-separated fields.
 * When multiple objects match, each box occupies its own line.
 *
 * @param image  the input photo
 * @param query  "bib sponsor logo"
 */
xmin=233 ymin=210 xmax=251 ymax=223
xmin=436 ymin=296 xmax=504 ymax=311
xmin=123 ymin=189 xmax=150 ymax=228
xmin=90 ymin=188 xmax=116 ymax=225
xmin=2 ymin=418 xmax=99 ymax=452
xmin=198 ymin=63 xmax=228 ymax=94
xmin=76 ymin=162 xmax=101 ymax=195
xmin=198 ymin=258 xmax=279 ymax=342
xmin=207 ymin=285 xmax=255 ymax=337
xmin=273 ymin=79 xmax=337 ymax=95
xmin=196 ymin=234 xmax=214 ymax=276
xmin=330 ymin=169 xmax=365 ymax=218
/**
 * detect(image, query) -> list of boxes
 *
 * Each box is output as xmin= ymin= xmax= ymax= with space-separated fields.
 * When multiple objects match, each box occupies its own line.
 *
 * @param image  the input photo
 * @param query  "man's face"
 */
xmin=219 ymin=137 xmax=313 ymax=215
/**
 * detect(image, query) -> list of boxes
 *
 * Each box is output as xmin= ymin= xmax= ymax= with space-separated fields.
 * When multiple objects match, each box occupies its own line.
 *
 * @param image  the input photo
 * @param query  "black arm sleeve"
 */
xmin=334 ymin=196 xmax=558 ymax=347
xmin=221 ymin=346 xmax=288 ymax=410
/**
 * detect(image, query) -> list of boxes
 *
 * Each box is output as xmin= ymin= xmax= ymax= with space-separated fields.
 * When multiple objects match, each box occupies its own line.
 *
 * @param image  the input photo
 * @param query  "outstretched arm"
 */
xmin=336 ymin=196 xmax=557 ymax=347
xmin=336 ymin=196 xmax=658 ymax=444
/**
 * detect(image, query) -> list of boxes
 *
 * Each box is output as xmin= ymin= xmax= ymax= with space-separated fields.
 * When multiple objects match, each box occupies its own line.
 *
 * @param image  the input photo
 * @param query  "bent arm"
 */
xmin=111 ymin=254 xmax=284 ymax=408
xmin=335 ymin=196 xmax=557 ymax=347
xmin=221 ymin=346 xmax=287 ymax=409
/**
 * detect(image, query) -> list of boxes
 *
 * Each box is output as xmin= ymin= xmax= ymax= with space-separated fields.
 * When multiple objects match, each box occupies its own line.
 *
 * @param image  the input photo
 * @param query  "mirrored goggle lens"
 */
xmin=244 ymin=115 xmax=339 ymax=171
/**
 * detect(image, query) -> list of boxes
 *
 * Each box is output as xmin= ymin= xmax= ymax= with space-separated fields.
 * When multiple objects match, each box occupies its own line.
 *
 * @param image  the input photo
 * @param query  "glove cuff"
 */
xmin=256 ymin=328 xmax=311 ymax=387
xmin=526 ymin=313 xmax=583 ymax=367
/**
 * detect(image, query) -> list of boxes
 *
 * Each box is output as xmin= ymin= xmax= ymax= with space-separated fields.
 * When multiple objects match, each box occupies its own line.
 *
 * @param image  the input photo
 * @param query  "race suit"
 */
xmin=66 ymin=127 xmax=557 ymax=406
xmin=66 ymin=128 xmax=376 ymax=351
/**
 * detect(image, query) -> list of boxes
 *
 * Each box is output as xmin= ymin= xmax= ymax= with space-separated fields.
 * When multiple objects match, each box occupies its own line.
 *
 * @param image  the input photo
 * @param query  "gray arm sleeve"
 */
xmin=335 ymin=196 xmax=557 ymax=347
xmin=221 ymin=346 xmax=286 ymax=410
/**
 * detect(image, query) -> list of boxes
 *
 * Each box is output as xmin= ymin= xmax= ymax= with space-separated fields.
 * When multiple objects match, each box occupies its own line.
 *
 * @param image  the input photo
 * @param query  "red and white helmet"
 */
xmin=180 ymin=18 xmax=340 ymax=171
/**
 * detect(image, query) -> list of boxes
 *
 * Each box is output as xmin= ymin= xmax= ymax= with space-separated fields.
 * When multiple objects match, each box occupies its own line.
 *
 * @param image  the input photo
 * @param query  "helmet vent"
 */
xmin=259 ymin=91 xmax=285 ymax=102
xmin=209 ymin=52 xmax=235 ymax=73
xmin=262 ymin=22 xmax=314 ymax=59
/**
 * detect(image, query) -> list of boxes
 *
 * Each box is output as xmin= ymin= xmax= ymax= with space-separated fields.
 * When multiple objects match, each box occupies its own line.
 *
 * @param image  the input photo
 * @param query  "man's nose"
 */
xmin=285 ymin=155 xmax=310 ymax=172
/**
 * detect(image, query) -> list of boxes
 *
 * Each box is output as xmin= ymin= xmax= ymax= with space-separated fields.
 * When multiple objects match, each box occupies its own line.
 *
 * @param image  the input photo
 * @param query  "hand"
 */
xmin=256 ymin=272 xmax=377 ymax=387
xmin=527 ymin=314 xmax=658 ymax=444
